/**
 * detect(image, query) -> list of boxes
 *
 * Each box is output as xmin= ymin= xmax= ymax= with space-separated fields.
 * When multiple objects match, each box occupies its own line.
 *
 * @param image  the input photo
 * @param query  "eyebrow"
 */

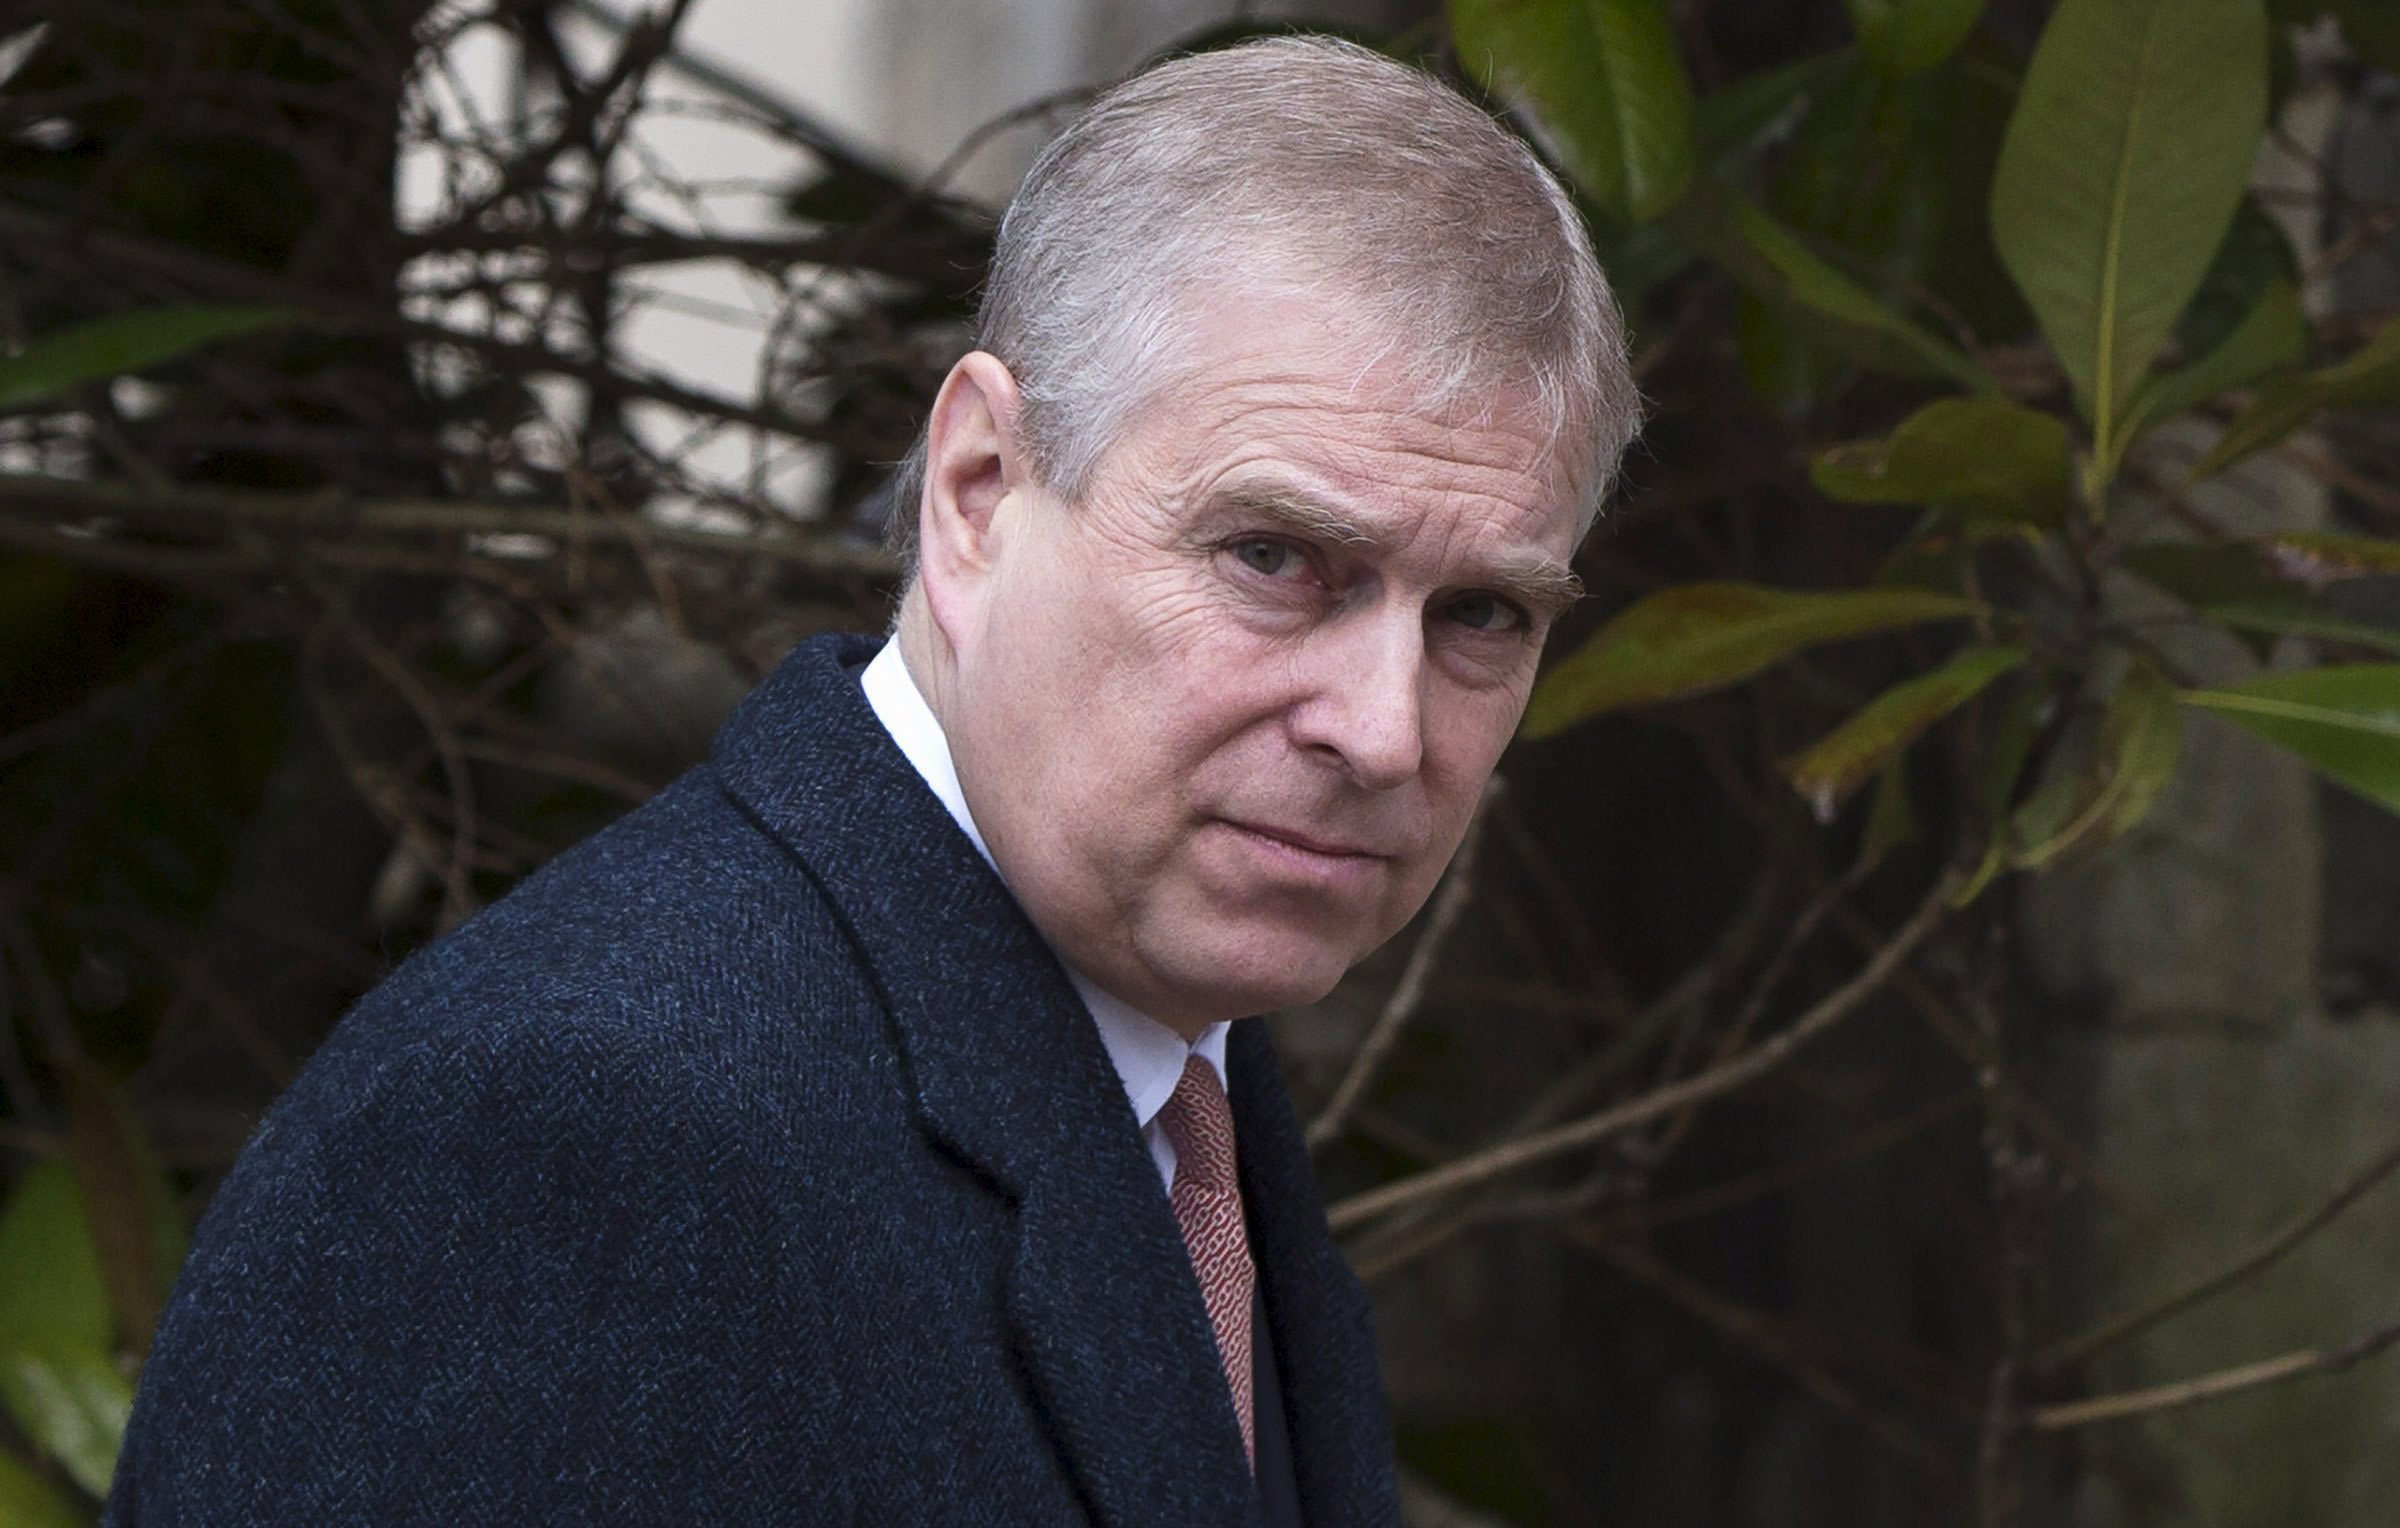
xmin=1484 ymin=554 xmax=1587 ymax=622
xmin=1221 ymin=486 xmax=1380 ymax=547
xmin=1216 ymin=485 xmax=1586 ymax=621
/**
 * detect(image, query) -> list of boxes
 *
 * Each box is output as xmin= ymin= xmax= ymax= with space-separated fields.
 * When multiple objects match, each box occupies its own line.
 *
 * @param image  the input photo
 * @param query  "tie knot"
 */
xmin=1159 ymin=1054 xmax=1237 ymax=1195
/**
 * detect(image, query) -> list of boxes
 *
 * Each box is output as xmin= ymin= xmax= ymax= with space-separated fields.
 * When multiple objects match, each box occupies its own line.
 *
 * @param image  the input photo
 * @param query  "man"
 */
xmin=108 ymin=34 xmax=1634 ymax=1526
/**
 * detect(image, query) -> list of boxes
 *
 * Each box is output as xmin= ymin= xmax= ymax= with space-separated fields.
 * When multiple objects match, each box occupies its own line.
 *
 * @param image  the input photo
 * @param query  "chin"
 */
xmin=1151 ymin=933 xmax=1357 ymax=1024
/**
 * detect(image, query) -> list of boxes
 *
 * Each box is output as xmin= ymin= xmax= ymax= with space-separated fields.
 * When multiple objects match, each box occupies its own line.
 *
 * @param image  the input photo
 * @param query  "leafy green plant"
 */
xmin=1452 ymin=0 xmax=1695 ymax=223
xmin=0 ymin=306 xmax=292 ymax=412
xmin=0 ymin=1162 xmax=134 ymax=1504
xmin=0 ymin=1072 xmax=177 ymax=1522
xmin=1469 ymin=0 xmax=2400 ymax=890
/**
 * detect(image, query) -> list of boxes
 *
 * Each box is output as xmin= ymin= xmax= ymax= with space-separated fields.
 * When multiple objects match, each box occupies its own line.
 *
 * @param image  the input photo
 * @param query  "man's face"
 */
xmin=941 ymin=296 xmax=1582 ymax=1031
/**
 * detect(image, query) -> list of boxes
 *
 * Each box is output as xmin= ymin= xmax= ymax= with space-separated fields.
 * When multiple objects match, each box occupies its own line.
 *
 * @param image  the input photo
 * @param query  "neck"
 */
xmin=894 ymin=588 xmax=957 ymax=735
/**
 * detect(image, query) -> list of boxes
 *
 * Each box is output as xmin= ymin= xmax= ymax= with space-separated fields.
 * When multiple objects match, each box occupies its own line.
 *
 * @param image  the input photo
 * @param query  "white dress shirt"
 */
xmin=859 ymin=640 xmax=1231 ymax=1193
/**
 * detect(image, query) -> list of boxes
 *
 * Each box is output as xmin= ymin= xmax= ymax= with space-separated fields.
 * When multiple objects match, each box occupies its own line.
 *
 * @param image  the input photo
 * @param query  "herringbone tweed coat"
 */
xmin=105 ymin=632 xmax=1398 ymax=1526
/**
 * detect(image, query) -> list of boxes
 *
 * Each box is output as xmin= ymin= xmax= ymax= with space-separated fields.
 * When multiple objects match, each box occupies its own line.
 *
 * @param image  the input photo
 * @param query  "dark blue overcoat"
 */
xmin=105 ymin=633 xmax=1398 ymax=1525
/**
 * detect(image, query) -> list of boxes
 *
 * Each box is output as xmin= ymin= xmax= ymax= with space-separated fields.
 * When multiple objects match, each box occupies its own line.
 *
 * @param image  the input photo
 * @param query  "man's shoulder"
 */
xmin=340 ymin=631 xmax=898 ymax=1053
xmin=266 ymin=621 xmax=994 ymax=1151
xmin=111 ymin=751 xmax=974 ymax=1526
xmin=175 ymin=761 xmax=906 ymax=1315
xmin=290 ymin=758 xmax=877 ymax=1140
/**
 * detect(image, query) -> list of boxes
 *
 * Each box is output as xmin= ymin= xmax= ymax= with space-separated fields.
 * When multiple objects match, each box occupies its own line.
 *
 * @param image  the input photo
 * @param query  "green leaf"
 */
xmin=0 ymin=1165 xmax=109 ymax=1355
xmin=1846 ymin=0 xmax=1983 ymax=75
xmin=1812 ymin=398 xmax=2071 ymax=525
xmin=2122 ymin=277 xmax=2305 ymax=440
xmin=1871 ymin=514 xmax=1982 ymax=595
xmin=2009 ymin=660 xmax=2182 ymax=870
xmin=0 ymin=1163 xmax=127 ymax=1498
xmin=1734 ymin=291 xmax=1832 ymax=407
xmin=2123 ymin=533 xmax=2400 ymax=616
xmin=1858 ymin=754 xmax=1921 ymax=868
xmin=0 ymin=305 xmax=293 ymax=411
xmin=2254 ymin=531 xmax=2400 ymax=587
xmin=1679 ymin=51 xmax=1858 ymax=330
xmin=2123 ymin=534 xmax=2400 ymax=660
xmin=1592 ymin=217 xmax=1698 ymax=316
xmin=2182 ymin=664 xmax=2400 ymax=814
xmin=0 ymin=1347 xmax=131 ymax=1500
xmin=1684 ymin=190 xmax=1996 ymax=391
xmin=2121 ymin=540 xmax=2310 ymax=616
xmin=2187 ymin=317 xmax=2400 ymax=482
xmin=2168 ymin=199 xmax=2301 ymax=372
xmin=1693 ymin=46 xmax=1852 ymax=162
xmin=1956 ymin=679 xmax=2050 ymax=904
xmin=63 ymin=1071 xmax=182 ymax=1358
xmin=1781 ymin=645 xmax=2028 ymax=819
xmin=1983 ymin=682 xmax=2049 ymax=825
xmin=1526 ymin=583 xmax=1981 ymax=736
xmin=2205 ymin=605 xmax=2400 ymax=659
xmin=1747 ymin=40 xmax=2025 ymax=364
xmin=1989 ymin=0 xmax=2268 ymax=446
xmin=1451 ymin=0 xmax=1696 ymax=222
xmin=1767 ymin=49 xmax=1943 ymax=283
xmin=0 ymin=1447 xmax=85 ymax=1528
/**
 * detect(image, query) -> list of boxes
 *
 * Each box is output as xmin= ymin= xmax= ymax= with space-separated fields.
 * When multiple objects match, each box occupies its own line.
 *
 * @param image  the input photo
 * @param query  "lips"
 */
xmin=1219 ymin=819 xmax=1395 ymax=860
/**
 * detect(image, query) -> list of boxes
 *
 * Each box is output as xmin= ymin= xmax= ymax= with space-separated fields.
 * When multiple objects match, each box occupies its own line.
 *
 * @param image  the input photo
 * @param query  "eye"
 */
xmin=1230 ymin=536 xmax=1306 ymax=578
xmin=1441 ymin=592 xmax=1527 ymax=634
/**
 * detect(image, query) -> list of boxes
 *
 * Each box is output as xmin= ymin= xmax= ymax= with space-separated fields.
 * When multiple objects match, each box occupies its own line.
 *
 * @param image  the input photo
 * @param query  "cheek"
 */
xmin=1001 ymin=589 xmax=1248 ymax=799
xmin=1071 ymin=567 xmax=1281 ymax=724
xmin=1120 ymin=563 xmax=1247 ymax=665
xmin=1427 ymin=680 xmax=1531 ymax=781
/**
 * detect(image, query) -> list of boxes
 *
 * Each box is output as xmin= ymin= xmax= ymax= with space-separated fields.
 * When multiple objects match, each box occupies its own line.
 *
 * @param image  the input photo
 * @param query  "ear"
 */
xmin=915 ymin=351 xmax=1035 ymax=654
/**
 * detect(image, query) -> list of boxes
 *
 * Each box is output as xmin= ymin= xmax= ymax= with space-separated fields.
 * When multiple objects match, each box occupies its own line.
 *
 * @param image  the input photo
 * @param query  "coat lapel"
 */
xmin=1231 ymin=1021 xmax=1401 ymax=1526
xmin=710 ymin=635 xmax=1260 ymax=1525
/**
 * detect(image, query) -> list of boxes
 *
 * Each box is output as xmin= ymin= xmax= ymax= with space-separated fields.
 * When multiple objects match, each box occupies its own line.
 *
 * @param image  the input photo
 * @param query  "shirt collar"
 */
xmin=859 ymin=637 xmax=992 ymax=864
xmin=857 ymin=640 xmax=1229 ymax=1126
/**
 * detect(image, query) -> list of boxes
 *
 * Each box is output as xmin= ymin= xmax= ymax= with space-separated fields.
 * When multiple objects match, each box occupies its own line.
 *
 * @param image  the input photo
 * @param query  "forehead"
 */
xmin=1092 ymin=290 xmax=1581 ymax=560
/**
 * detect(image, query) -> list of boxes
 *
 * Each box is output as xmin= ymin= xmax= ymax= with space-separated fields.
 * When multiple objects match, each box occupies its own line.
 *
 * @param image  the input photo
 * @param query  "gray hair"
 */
xmin=885 ymin=34 xmax=1637 ymax=571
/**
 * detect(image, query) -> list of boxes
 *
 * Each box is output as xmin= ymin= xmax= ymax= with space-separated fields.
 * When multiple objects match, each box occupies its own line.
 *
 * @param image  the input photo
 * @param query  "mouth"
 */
xmin=1218 ymin=819 xmax=1394 ymax=862
xmin=1204 ymin=816 xmax=1405 ymax=902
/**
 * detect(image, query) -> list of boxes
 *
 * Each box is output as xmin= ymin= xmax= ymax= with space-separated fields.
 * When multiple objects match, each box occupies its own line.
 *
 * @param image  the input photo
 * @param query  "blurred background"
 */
xmin=4 ymin=0 xmax=2400 ymax=1522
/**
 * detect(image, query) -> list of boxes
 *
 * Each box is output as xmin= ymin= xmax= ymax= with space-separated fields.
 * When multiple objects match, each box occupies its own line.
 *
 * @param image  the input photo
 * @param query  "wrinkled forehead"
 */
xmin=1104 ymin=281 xmax=1587 ymax=527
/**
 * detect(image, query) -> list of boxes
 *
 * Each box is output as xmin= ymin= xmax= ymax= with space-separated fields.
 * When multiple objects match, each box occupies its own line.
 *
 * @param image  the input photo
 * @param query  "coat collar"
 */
xmin=709 ymin=633 xmax=1263 ymax=1524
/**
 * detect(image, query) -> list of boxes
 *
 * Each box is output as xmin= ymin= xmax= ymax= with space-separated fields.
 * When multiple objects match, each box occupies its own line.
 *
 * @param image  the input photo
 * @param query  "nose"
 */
xmin=1288 ymin=611 xmax=1425 ymax=791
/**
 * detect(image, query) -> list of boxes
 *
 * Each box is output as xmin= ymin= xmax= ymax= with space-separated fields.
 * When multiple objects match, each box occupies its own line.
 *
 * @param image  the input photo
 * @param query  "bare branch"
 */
xmin=2030 ymin=1319 xmax=2400 ymax=1431
xmin=1307 ymin=778 xmax=1498 ymax=1151
xmin=2037 ymin=1128 xmax=2400 ymax=1373
xmin=1575 ymin=1233 xmax=1964 ymax=1480
xmin=0 ymin=473 xmax=897 ymax=586
xmin=302 ymin=571 xmax=480 ymax=928
xmin=1594 ymin=1088 xmax=1979 ymax=1232
xmin=1325 ymin=870 xmax=1956 ymax=1234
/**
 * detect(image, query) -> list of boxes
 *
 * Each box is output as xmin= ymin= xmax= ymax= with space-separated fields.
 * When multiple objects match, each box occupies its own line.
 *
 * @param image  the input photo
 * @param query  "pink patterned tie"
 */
xmin=1158 ymin=1054 xmax=1256 ymax=1464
